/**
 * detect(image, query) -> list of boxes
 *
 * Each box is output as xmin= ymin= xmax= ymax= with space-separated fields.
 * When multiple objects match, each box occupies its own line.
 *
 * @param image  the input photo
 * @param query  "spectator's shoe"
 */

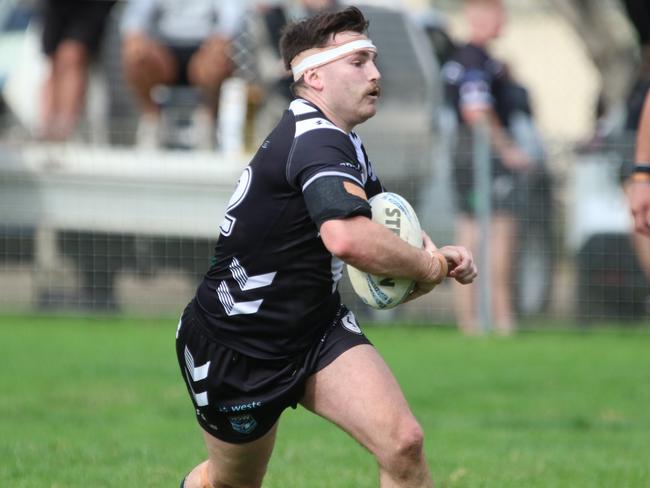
xmin=136 ymin=115 xmax=162 ymax=149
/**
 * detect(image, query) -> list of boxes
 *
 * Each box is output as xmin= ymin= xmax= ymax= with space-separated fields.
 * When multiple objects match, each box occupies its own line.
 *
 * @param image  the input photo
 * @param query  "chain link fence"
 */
xmin=0 ymin=1 xmax=648 ymax=326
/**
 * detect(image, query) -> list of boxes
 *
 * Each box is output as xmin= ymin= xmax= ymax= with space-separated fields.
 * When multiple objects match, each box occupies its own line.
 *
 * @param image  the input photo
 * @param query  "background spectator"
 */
xmin=443 ymin=0 xmax=535 ymax=335
xmin=38 ymin=0 xmax=116 ymax=141
xmin=120 ymin=0 xmax=245 ymax=149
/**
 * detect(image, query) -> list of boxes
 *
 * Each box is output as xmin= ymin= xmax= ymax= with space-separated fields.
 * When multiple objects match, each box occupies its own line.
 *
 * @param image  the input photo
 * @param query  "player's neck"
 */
xmin=300 ymin=93 xmax=354 ymax=134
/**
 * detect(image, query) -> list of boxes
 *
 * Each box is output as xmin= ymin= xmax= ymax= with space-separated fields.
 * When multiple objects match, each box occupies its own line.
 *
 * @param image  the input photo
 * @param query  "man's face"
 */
xmin=467 ymin=2 xmax=506 ymax=41
xmin=316 ymin=32 xmax=382 ymax=128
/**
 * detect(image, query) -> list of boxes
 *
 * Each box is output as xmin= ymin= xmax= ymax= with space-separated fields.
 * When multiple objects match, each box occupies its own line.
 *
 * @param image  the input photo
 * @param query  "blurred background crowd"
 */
xmin=0 ymin=0 xmax=648 ymax=330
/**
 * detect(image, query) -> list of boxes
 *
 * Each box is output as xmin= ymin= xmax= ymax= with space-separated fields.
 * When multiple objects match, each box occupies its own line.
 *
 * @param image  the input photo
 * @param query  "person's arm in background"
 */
xmin=627 ymin=88 xmax=650 ymax=236
xmin=460 ymin=103 xmax=533 ymax=172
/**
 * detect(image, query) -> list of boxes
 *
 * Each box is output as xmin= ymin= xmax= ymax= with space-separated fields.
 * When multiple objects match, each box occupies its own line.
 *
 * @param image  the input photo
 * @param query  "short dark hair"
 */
xmin=280 ymin=6 xmax=369 ymax=95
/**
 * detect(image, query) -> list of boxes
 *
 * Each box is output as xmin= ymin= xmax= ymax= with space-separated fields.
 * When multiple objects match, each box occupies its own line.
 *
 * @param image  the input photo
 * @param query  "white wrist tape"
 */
xmin=291 ymin=39 xmax=377 ymax=81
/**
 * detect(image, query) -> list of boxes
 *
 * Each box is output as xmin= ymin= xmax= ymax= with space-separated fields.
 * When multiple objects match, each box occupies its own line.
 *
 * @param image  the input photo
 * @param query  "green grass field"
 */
xmin=1 ymin=314 xmax=649 ymax=487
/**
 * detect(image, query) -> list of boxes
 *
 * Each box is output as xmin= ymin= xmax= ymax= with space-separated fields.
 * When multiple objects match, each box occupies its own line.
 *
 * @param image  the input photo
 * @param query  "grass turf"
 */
xmin=1 ymin=314 xmax=649 ymax=487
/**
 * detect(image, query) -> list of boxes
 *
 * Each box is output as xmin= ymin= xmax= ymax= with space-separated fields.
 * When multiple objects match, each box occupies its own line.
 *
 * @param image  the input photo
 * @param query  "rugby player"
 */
xmin=176 ymin=7 xmax=477 ymax=487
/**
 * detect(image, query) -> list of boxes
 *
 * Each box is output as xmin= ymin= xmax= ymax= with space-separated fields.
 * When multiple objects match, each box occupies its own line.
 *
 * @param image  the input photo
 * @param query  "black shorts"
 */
xmin=175 ymin=300 xmax=371 ymax=444
xmin=454 ymin=163 xmax=517 ymax=216
xmin=165 ymin=45 xmax=199 ymax=86
xmin=41 ymin=0 xmax=116 ymax=56
xmin=453 ymin=132 xmax=517 ymax=216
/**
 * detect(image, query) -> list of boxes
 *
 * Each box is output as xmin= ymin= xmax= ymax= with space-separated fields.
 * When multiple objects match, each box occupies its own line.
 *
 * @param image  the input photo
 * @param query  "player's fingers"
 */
xmin=452 ymin=262 xmax=477 ymax=284
xmin=439 ymin=245 xmax=464 ymax=267
xmin=447 ymin=246 xmax=473 ymax=270
xmin=449 ymin=252 xmax=476 ymax=280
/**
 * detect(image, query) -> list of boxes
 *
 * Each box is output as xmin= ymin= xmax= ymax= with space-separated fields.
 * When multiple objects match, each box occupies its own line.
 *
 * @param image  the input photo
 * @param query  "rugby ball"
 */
xmin=347 ymin=192 xmax=423 ymax=309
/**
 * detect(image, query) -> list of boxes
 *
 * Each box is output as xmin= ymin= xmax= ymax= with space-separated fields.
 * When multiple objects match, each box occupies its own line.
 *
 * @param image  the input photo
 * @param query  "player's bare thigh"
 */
xmin=300 ymin=344 xmax=422 ymax=458
xmin=186 ymin=423 xmax=278 ymax=488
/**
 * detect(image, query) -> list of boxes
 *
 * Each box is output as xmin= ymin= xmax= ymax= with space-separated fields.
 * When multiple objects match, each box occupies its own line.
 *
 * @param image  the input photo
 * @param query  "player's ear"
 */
xmin=303 ymin=68 xmax=324 ymax=91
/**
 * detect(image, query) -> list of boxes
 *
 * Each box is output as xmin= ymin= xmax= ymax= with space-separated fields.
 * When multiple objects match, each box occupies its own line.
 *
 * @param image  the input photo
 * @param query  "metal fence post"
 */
xmin=473 ymin=118 xmax=492 ymax=332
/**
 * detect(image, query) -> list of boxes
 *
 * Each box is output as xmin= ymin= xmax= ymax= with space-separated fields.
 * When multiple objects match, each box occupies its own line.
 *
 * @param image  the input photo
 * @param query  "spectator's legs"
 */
xmin=40 ymin=40 xmax=90 ymax=140
xmin=122 ymin=34 xmax=177 ymax=115
xmin=632 ymin=233 xmax=650 ymax=281
xmin=187 ymin=36 xmax=233 ymax=114
xmin=454 ymin=215 xmax=479 ymax=334
xmin=491 ymin=214 xmax=516 ymax=335
xmin=122 ymin=34 xmax=177 ymax=146
xmin=187 ymin=37 xmax=234 ymax=149
xmin=40 ymin=61 xmax=55 ymax=138
xmin=454 ymin=214 xmax=516 ymax=334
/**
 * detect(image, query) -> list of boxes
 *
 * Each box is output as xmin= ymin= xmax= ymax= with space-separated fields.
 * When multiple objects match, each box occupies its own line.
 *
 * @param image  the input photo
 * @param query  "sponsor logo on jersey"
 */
xmin=341 ymin=310 xmax=362 ymax=334
xmin=228 ymin=414 xmax=258 ymax=434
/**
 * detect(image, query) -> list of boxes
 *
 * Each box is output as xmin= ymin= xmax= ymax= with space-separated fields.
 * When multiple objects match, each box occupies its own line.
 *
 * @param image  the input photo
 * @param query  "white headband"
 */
xmin=291 ymin=39 xmax=377 ymax=81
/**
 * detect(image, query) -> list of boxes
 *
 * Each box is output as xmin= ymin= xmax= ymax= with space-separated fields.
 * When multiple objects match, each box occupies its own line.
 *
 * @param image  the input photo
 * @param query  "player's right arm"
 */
xmin=319 ymin=204 xmax=477 ymax=287
xmin=321 ymin=214 xmax=445 ymax=285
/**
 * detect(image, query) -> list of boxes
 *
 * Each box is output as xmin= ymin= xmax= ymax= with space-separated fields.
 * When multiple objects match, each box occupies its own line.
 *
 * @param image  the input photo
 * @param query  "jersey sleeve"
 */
xmin=286 ymin=126 xmax=366 ymax=192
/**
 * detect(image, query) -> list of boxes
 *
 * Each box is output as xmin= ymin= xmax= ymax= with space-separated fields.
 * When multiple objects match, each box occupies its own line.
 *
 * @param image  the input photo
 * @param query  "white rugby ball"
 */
xmin=347 ymin=192 xmax=423 ymax=309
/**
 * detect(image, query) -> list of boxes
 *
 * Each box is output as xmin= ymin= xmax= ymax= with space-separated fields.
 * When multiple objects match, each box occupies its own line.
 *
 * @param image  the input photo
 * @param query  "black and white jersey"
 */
xmin=195 ymin=99 xmax=383 ymax=359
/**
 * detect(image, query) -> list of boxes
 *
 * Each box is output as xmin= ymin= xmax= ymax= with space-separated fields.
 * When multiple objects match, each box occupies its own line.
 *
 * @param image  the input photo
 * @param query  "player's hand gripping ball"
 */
xmin=347 ymin=192 xmax=422 ymax=309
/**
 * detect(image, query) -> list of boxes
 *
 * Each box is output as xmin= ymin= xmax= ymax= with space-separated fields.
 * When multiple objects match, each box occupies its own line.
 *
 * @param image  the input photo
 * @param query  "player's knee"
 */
xmin=381 ymin=420 xmax=426 ymax=478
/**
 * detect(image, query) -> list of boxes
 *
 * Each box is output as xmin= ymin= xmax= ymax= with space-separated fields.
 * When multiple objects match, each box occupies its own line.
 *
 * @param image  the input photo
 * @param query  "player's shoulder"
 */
xmin=289 ymin=99 xmax=352 ymax=143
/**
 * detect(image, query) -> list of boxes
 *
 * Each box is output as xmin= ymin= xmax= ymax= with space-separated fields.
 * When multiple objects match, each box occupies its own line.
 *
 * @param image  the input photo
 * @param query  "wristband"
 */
xmin=633 ymin=164 xmax=650 ymax=174
xmin=431 ymin=252 xmax=448 ymax=284
xmin=627 ymin=172 xmax=650 ymax=183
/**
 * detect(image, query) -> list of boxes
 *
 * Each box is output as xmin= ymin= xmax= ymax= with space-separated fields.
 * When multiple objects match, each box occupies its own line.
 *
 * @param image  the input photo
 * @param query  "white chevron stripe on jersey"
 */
xmin=217 ymin=281 xmax=264 ymax=316
xmin=229 ymin=257 xmax=277 ymax=291
xmin=289 ymin=99 xmax=318 ymax=115
xmin=295 ymin=117 xmax=347 ymax=138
